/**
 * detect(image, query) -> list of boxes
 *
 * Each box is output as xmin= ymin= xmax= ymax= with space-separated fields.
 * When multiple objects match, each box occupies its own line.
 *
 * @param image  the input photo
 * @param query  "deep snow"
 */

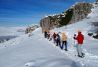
xmin=0 ymin=3 xmax=98 ymax=67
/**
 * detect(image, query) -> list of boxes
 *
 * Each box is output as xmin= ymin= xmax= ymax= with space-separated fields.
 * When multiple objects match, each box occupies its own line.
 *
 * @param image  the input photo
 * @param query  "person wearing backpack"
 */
xmin=56 ymin=33 xmax=61 ymax=48
xmin=61 ymin=32 xmax=68 ymax=51
xmin=53 ymin=32 xmax=57 ymax=44
xmin=44 ymin=30 xmax=47 ymax=38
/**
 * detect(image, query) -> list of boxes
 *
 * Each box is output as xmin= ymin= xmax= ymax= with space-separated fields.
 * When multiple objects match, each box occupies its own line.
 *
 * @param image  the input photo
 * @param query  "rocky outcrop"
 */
xmin=92 ymin=22 xmax=98 ymax=33
xmin=40 ymin=2 xmax=93 ymax=32
xmin=25 ymin=25 xmax=39 ymax=34
xmin=40 ymin=15 xmax=60 ymax=32
xmin=97 ymin=0 xmax=98 ymax=2
xmin=69 ymin=2 xmax=92 ymax=24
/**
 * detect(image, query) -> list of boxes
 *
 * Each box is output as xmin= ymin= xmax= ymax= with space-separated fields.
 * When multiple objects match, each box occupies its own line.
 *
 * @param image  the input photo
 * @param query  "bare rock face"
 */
xmin=40 ymin=2 xmax=92 ymax=32
xmin=91 ymin=22 xmax=98 ymax=33
xmin=69 ymin=2 xmax=92 ymax=24
xmin=25 ymin=25 xmax=39 ymax=34
xmin=40 ymin=16 xmax=59 ymax=32
xmin=97 ymin=0 xmax=98 ymax=2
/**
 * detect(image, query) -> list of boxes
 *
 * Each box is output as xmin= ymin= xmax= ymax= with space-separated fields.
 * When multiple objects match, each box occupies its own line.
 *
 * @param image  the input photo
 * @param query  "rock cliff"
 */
xmin=40 ymin=2 xmax=92 ymax=32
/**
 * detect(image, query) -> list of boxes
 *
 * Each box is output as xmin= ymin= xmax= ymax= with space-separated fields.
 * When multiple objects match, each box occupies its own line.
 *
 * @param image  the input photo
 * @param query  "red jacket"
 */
xmin=76 ymin=32 xmax=84 ymax=44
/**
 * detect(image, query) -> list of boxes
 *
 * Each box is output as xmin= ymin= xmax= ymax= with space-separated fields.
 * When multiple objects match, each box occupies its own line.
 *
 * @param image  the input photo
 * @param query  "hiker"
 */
xmin=73 ymin=34 xmax=77 ymax=47
xmin=49 ymin=32 xmax=53 ymax=41
xmin=44 ymin=30 xmax=47 ymax=38
xmin=25 ymin=28 xmax=29 ymax=34
xmin=28 ymin=27 xmax=32 ymax=37
xmin=74 ymin=31 xmax=84 ymax=58
xmin=56 ymin=33 xmax=61 ymax=48
xmin=53 ymin=32 xmax=57 ymax=43
xmin=47 ymin=31 xmax=50 ymax=39
xmin=61 ymin=32 xmax=68 ymax=51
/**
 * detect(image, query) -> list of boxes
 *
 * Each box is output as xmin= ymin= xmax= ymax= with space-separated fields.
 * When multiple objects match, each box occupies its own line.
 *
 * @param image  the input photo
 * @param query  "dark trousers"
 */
xmin=56 ymin=40 xmax=61 ymax=48
xmin=53 ymin=38 xmax=56 ymax=43
xmin=61 ymin=41 xmax=67 ymax=50
xmin=44 ymin=34 xmax=47 ymax=38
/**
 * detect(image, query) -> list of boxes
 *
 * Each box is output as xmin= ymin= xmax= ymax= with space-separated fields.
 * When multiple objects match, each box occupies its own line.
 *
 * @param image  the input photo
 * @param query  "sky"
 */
xmin=0 ymin=0 xmax=96 ymax=26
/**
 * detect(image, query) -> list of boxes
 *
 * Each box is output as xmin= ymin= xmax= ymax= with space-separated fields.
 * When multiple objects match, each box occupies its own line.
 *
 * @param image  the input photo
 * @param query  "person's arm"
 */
xmin=82 ymin=35 xmax=84 ymax=40
xmin=73 ymin=36 xmax=77 ymax=40
xmin=73 ymin=34 xmax=77 ymax=39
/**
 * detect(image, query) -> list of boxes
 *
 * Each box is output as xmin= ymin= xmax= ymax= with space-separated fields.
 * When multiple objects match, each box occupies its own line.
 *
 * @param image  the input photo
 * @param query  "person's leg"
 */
xmin=55 ymin=39 xmax=57 ymax=44
xmin=78 ymin=45 xmax=82 ymax=56
xmin=53 ymin=38 xmax=55 ymax=43
xmin=61 ymin=41 xmax=64 ymax=49
xmin=49 ymin=36 xmax=52 ymax=41
xmin=79 ymin=45 xmax=83 ymax=56
xmin=48 ymin=35 xmax=50 ymax=39
xmin=65 ymin=41 xmax=68 ymax=51
xmin=56 ymin=41 xmax=58 ymax=46
xmin=59 ymin=40 xmax=61 ymax=48
xmin=76 ymin=44 xmax=79 ymax=55
xmin=45 ymin=33 xmax=47 ymax=38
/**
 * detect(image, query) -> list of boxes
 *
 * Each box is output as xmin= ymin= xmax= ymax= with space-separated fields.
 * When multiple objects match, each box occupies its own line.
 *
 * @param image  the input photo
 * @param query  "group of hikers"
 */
xmin=44 ymin=30 xmax=85 ymax=58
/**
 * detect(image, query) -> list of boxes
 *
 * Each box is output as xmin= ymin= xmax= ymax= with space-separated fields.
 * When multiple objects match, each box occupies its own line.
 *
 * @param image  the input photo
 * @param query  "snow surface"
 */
xmin=0 ymin=3 xmax=98 ymax=67
xmin=0 ymin=28 xmax=82 ymax=67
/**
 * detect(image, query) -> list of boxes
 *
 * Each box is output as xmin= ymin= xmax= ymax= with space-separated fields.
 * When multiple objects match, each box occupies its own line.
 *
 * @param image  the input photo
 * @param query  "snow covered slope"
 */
xmin=51 ymin=3 xmax=98 ymax=67
xmin=0 ymin=3 xmax=98 ymax=67
xmin=0 ymin=28 xmax=81 ymax=67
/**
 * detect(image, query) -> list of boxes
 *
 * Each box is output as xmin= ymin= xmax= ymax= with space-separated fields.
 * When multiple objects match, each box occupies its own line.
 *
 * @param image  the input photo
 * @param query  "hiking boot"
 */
xmin=64 ymin=49 xmax=68 ymax=51
xmin=78 ymin=55 xmax=84 ymax=58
